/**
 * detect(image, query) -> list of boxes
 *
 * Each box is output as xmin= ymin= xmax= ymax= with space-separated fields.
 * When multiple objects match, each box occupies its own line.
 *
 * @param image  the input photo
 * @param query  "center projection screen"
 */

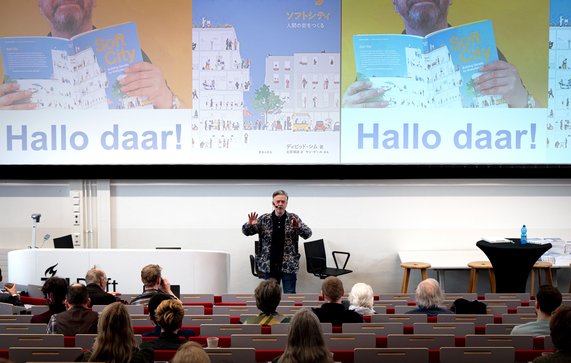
xmin=0 ymin=0 xmax=569 ymax=174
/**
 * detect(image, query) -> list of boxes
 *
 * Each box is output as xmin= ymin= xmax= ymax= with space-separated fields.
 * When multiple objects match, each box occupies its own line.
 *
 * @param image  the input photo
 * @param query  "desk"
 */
xmin=8 ymin=249 xmax=230 ymax=294
xmin=398 ymin=249 xmax=489 ymax=290
xmin=476 ymin=240 xmax=552 ymax=293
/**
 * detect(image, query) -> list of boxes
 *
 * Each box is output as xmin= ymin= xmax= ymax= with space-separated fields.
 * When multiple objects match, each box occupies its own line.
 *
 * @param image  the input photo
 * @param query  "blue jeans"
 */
xmin=260 ymin=272 xmax=297 ymax=294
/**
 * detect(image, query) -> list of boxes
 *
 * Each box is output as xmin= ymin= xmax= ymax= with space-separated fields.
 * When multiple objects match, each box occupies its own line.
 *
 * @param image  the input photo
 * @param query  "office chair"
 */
xmin=303 ymin=239 xmax=352 ymax=279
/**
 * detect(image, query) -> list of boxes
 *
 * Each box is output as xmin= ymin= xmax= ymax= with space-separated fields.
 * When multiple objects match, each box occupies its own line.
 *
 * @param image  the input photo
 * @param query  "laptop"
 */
xmin=53 ymin=234 xmax=74 ymax=248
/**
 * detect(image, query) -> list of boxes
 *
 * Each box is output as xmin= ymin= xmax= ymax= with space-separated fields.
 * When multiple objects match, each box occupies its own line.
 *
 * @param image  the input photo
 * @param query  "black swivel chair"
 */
xmin=304 ymin=239 xmax=352 ymax=279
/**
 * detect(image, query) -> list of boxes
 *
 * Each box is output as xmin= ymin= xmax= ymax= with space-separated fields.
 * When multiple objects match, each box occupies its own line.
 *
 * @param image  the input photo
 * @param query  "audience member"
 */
xmin=405 ymin=278 xmax=453 ymax=316
xmin=171 ymin=341 xmax=211 ymax=363
xmin=140 ymin=299 xmax=187 ymax=350
xmin=512 ymin=285 xmax=562 ymax=336
xmin=143 ymin=293 xmax=194 ymax=337
xmin=244 ymin=278 xmax=291 ymax=325
xmin=450 ymin=298 xmax=487 ymax=314
xmin=312 ymin=276 xmax=363 ymax=326
xmin=30 ymin=276 xmax=68 ymax=324
xmin=85 ymin=267 xmax=118 ymax=306
xmin=47 ymin=283 xmax=98 ymax=335
xmin=79 ymin=302 xmax=154 ymax=363
xmin=0 ymin=268 xmax=23 ymax=306
xmin=274 ymin=308 xmax=334 ymax=363
xmin=532 ymin=306 xmax=571 ymax=363
xmin=347 ymin=282 xmax=376 ymax=316
xmin=130 ymin=264 xmax=179 ymax=306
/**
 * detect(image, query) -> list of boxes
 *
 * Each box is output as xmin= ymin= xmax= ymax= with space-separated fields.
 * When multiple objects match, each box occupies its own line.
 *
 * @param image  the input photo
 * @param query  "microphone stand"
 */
xmin=31 ymin=219 xmax=38 ymax=249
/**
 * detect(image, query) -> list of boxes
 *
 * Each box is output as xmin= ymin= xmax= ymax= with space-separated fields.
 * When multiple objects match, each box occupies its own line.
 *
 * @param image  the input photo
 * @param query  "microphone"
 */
xmin=40 ymin=234 xmax=51 ymax=248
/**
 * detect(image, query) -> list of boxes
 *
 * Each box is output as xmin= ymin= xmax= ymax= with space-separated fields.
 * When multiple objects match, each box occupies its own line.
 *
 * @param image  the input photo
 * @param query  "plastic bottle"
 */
xmin=521 ymin=225 xmax=527 ymax=245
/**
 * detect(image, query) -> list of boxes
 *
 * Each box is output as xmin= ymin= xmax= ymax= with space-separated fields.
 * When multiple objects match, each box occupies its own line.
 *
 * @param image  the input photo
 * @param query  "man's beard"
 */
xmin=51 ymin=1 xmax=91 ymax=36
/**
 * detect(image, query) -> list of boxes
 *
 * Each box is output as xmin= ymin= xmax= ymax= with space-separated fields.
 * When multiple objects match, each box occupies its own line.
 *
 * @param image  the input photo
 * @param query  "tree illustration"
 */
xmin=252 ymin=84 xmax=285 ymax=122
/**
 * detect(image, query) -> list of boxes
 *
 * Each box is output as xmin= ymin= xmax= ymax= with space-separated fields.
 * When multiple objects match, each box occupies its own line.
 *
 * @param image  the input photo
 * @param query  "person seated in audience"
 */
xmin=0 ymin=268 xmax=23 ymax=306
xmin=143 ymin=293 xmax=195 ymax=337
xmin=140 ymin=298 xmax=187 ymax=350
xmin=511 ymin=285 xmax=562 ymax=336
xmin=405 ymin=278 xmax=453 ymax=316
xmin=532 ymin=306 xmax=571 ymax=363
xmin=78 ymin=302 xmax=154 ymax=363
xmin=312 ymin=276 xmax=363 ymax=326
xmin=85 ymin=267 xmax=119 ymax=306
xmin=273 ymin=308 xmax=334 ymax=363
xmin=31 ymin=276 xmax=68 ymax=324
xmin=244 ymin=278 xmax=291 ymax=325
xmin=171 ymin=341 xmax=210 ymax=363
xmin=130 ymin=264 xmax=179 ymax=306
xmin=347 ymin=282 xmax=376 ymax=316
xmin=47 ymin=283 xmax=98 ymax=335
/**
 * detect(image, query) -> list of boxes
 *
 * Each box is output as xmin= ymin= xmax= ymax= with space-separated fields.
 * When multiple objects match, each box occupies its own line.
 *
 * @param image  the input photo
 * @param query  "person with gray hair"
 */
xmin=405 ymin=278 xmax=453 ymax=316
xmin=348 ymin=282 xmax=376 ymax=316
xmin=85 ymin=267 xmax=118 ymax=306
xmin=242 ymin=189 xmax=312 ymax=294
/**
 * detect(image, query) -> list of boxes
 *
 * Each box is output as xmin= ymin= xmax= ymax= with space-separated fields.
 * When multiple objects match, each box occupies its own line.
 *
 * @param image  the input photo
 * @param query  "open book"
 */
xmin=0 ymin=22 xmax=150 ymax=110
xmin=353 ymin=20 xmax=506 ymax=108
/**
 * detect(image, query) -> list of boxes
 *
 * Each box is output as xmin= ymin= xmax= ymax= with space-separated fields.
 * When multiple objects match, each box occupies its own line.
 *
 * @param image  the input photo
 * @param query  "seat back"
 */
xmin=212 ymin=305 xmax=260 ymax=315
xmin=30 ymin=305 xmax=49 ymax=315
xmin=543 ymin=335 xmax=554 ymax=350
xmin=200 ymin=324 xmax=261 ymax=336
xmin=9 ymin=347 xmax=83 ymax=363
xmin=377 ymin=293 xmax=416 ymax=302
xmin=500 ymin=313 xmax=537 ymax=324
xmin=0 ymin=334 xmax=64 ymax=349
xmin=484 ymin=293 xmax=530 ymax=301
xmin=387 ymin=334 xmax=455 ymax=349
xmin=485 ymin=323 xmax=517 ymax=334
xmin=0 ymin=302 xmax=14 ymax=315
xmin=0 ymin=315 xmax=33 ymax=323
xmin=354 ymin=348 xmax=429 ymax=363
xmin=282 ymin=293 xmax=321 ymax=302
xmin=304 ymin=239 xmax=327 ymax=274
xmin=445 ymin=293 xmax=478 ymax=301
xmin=220 ymin=293 xmax=255 ymax=303
xmin=413 ymin=322 xmax=475 ymax=335
xmin=271 ymin=322 xmax=332 ymax=334
xmin=440 ymin=347 xmax=515 ymax=363
xmin=484 ymin=299 xmax=522 ymax=309
xmin=179 ymin=293 xmax=215 ymax=304
xmin=371 ymin=314 xmax=427 ymax=324
xmin=129 ymin=314 xmax=153 ymax=326
xmin=342 ymin=322 xmax=404 ymax=335
xmin=181 ymin=305 xmax=205 ymax=315
xmin=75 ymin=333 xmax=142 ymax=350
xmin=323 ymin=333 xmax=376 ymax=350
xmin=182 ymin=314 xmax=231 ymax=325
xmin=204 ymin=347 xmax=256 ymax=363
xmin=231 ymin=334 xmax=287 ymax=350
xmin=92 ymin=304 xmax=144 ymax=314
xmin=465 ymin=334 xmax=534 ymax=350
xmin=437 ymin=314 xmax=494 ymax=325
xmin=26 ymin=284 xmax=45 ymax=299
xmin=0 ymin=323 xmax=47 ymax=334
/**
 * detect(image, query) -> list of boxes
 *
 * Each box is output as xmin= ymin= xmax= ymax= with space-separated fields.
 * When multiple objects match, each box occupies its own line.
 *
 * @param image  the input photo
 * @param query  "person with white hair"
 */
xmin=347 ymin=282 xmax=376 ymax=316
xmin=405 ymin=278 xmax=453 ymax=316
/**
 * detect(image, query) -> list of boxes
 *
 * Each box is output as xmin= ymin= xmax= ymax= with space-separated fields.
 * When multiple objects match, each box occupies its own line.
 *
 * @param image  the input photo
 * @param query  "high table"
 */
xmin=476 ymin=240 xmax=552 ymax=293
xmin=8 ymin=248 xmax=230 ymax=294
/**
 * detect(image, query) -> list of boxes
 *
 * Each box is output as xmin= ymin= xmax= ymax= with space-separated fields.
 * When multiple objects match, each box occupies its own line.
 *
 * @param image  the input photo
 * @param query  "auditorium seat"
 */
xmin=0 ymin=323 xmax=47 ymax=334
xmin=437 ymin=314 xmax=494 ymax=326
xmin=0 ymin=315 xmax=33 ymax=324
xmin=9 ymin=346 xmax=83 ymax=363
xmin=179 ymin=293 xmax=215 ymax=304
xmin=439 ymin=346 xmax=514 ymax=363
xmin=501 ymin=313 xmax=537 ymax=324
xmin=370 ymin=313 xmax=427 ymax=324
xmin=0 ymin=333 xmax=64 ymax=349
xmin=271 ymin=322 xmax=332 ymax=334
xmin=354 ymin=347 xmax=429 ymax=363
xmin=464 ymin=334 xmax=534 ymax=350
xmin=323 ymin=332 xmax=376 ymax=350
xmin=387 ymin=333 xmax=455 ymax=350
xmin=342 ymin=322 xmax=404 ymax=335
xmin=204 ymin=347 xmax=256 ymax=363
xmin=413 ymin=322 xmax=475 ymax=335
xmin=485 ymin=323 xmax=518 ymax=334
xmin=200 ymin=323 xmax=261 ymax=336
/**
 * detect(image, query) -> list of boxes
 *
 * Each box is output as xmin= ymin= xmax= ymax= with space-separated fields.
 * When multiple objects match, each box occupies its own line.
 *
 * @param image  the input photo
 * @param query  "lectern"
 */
xmin=476 ymin=240 xmax=552 ymax=293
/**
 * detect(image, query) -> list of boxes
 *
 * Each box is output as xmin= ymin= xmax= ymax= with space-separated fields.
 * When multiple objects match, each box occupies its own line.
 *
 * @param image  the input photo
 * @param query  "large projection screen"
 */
xmin=0 ymin=0 xmax=569 ymax=178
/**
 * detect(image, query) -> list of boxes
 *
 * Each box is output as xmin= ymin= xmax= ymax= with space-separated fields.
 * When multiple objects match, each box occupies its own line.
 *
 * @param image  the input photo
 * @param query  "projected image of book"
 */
xmin=353 ymin=20 xmax=507 ymax=108
xmin=0 ymin=22 xmax=151 ymax=110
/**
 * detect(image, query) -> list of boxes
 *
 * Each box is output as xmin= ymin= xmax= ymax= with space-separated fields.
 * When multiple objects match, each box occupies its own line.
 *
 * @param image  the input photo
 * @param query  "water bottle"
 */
xmin=520 ymin=225 xmax=527 ymax=245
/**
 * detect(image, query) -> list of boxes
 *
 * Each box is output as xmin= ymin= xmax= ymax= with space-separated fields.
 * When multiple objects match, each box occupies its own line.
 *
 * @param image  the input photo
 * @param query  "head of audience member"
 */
xmin=41 ymin=276 xmax=69 ymax=308
xmin=348 ymin=282 xmax=374 ymax=311
xmin=254 ymin=278 xmax=282 ymax=315
xmin=147 ymin=293 xmax=176 ymax=324
xmin=278 ymin=308 xmax=333 ymax=363
xmin=549 ymin=305 xmax=571 ymax=352
xmin=38 ymin=0 xmax=95 ymax=39
xmin=415 ymin=278 xmax=444 ymax=308
xmin=154 ymin=299 xmax=185 ymax=334
xmin=171 ymin=341 xmax=211 ymax=363
xmin=85 ymin=267 xmax=107 ymax=289
xmin=65 ymin=283 xmax=90 ymax=309
xmin=535 ymin=285 xmax=562 ymax=319
xmin=321 ymin=276 xmax=344 ymax=304
xmin=392 ymin=0 xmax=451 ymax=36
xmin=90 ymin=302 xmax=139 ymax=363
xmin=140 ymin=264 xmax=163 ymax=289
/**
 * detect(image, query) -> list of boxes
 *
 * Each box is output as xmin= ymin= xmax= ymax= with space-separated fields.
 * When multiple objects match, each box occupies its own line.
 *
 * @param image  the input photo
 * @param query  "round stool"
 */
xmin=400 ymin=262 xmax=431 ymax=293
xmin=530 ymin=261 xmax=553 ymax=294
xmin=467 ymin=261 xmax=496 ymax=293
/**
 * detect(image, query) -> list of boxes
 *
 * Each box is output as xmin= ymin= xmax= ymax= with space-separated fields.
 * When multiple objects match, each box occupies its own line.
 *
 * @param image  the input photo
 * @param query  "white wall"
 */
xmin=1 ymin=179 xmax=571 ymax=295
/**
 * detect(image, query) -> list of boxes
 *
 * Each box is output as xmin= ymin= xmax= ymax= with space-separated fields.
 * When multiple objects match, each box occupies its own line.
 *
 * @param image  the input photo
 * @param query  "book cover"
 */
xmin=353 ymin=20 xmax=506 ymax=108
xmin=0 ymin=22 xmax=149 ymax=110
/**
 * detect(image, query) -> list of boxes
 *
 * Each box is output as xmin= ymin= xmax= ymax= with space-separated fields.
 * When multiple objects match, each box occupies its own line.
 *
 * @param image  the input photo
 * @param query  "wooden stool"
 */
xmin=530 ymin=261 xmax=553 ymax=294
xmin=468 ymin=261 xmax=496 ymax=293
xmin=400 ymin=262 xmax=431 ymax=293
